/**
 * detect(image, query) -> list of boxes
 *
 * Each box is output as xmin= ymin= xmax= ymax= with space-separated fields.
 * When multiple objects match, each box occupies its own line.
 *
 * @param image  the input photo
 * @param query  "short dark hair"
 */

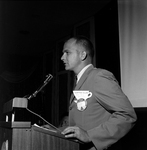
xmin=66 ymin=35 xmax=94 ymax=59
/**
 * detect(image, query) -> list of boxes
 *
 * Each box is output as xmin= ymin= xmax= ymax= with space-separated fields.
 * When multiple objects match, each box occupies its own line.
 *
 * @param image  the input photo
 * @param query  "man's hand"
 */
xmin=61 ymin=126 xmax=91 ymax=143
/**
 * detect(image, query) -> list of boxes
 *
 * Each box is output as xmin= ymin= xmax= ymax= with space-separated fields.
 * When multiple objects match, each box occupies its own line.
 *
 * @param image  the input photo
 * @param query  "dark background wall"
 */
xmin=95 ymin=1 xmax=120 ymax=84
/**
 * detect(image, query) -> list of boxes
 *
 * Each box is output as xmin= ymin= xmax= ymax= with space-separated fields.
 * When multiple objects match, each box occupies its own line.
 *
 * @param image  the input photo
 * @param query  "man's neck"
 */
xmin=76 ymin=64 xmax=92 ymax=83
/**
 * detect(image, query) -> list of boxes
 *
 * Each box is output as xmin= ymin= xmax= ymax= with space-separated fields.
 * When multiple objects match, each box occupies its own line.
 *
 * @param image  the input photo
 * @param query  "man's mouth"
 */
xmin=63 ymin=62 xmax=68 ymax=66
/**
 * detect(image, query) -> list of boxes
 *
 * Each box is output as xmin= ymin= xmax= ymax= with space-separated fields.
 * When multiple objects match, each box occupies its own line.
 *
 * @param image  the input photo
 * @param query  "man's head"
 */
xmin=61 ymin=36 xmax=94 ymax=74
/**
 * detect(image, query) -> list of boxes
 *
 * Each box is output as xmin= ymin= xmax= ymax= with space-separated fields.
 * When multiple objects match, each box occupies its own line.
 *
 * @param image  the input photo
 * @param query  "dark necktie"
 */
xmin=73 ymin=76 xmax=77 ymax=89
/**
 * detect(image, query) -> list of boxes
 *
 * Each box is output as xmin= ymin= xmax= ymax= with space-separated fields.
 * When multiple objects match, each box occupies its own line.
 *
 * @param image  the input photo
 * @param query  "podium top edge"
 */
xmin=0 ymin=121 xmax=31 ymax=128
xmin=3 ymin=97 xmax=28 ymax=113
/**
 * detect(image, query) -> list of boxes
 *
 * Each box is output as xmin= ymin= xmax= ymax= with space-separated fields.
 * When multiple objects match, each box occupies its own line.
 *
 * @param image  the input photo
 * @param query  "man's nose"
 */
xmin=61 ymin=53 xmax=65 ymax=60
xmin=61 ymin=55 xmax=63 ymax=60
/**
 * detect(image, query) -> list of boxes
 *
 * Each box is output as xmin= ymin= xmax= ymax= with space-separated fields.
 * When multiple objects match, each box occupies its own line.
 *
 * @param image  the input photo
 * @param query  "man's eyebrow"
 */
xmin=63 ymin=49 xmax=68 ymax=53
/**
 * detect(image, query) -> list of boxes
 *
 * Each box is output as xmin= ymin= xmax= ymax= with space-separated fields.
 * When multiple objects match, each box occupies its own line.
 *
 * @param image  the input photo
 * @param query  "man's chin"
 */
xmin=65 ymin=66 xmax=71 ymax=71
xmin=65 ymin=67 xmax=69 ymax=70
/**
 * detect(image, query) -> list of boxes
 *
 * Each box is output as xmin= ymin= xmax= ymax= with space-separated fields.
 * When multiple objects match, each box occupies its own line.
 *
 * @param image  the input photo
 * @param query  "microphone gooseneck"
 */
xmin=27 ymin=74 xmax=53 ymax=100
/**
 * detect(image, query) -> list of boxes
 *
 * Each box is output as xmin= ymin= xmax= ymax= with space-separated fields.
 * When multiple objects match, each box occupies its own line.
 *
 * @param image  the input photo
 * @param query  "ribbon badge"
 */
xmin=73 ymin=90 xmax=92 ymax=111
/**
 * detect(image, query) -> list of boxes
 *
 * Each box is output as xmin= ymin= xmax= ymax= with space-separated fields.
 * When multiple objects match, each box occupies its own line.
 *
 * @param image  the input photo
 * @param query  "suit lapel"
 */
xmin=69 ymin=65 xmax=94 ymax=104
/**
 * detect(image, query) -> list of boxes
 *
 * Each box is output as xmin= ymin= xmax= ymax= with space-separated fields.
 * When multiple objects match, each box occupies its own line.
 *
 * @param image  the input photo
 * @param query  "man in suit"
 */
xmin=61 ymin=36 xmax=137 ymax=150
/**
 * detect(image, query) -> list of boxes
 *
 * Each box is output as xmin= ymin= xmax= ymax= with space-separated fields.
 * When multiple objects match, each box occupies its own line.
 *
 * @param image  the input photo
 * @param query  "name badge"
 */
xmin=73 ymin=90 xmax=92 ymax=111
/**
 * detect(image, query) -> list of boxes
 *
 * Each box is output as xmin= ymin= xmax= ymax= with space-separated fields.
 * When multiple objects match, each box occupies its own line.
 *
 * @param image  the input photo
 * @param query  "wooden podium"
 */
xmin=0 ymin=98 xmax=82 ymax=150
xmin=0 ymin=122 xmax=81 ymax=150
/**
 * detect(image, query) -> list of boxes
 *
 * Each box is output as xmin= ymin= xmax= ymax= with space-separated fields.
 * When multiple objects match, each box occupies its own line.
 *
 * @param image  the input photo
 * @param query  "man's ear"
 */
xmin=81 ymin=51 xmax=87 ymax=61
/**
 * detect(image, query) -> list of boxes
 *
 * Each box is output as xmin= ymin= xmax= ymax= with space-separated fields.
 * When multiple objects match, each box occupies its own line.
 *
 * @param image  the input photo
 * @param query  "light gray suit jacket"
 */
xmin=69 ymin=65 xmax=137 ymax=150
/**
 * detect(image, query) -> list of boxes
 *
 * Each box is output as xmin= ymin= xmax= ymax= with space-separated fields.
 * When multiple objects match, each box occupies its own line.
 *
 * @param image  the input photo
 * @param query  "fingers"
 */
xmin=62 ymin=127 xmax=75 ymax=134
xmin=62 ymin=126 xmax=78 ymax=138
xmin=62 ymin=126 xmax=91 ymax=143
xmin=65 ymin=132 xmax=76 ymax=138
xmin=62 ymin=126 xmax=76 ymax=133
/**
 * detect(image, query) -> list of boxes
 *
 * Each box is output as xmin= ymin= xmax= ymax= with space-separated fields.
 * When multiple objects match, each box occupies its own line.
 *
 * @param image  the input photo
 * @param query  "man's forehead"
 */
xmin=65 ymin=38 xmax=76 ymax=46
xmin=63 ymin=39 xmax=77 ymax=51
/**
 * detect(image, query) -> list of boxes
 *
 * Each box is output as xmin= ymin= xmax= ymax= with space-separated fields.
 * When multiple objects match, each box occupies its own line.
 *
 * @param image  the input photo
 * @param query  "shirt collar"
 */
xmin=76 ymin=64 xmax=92 ymax=83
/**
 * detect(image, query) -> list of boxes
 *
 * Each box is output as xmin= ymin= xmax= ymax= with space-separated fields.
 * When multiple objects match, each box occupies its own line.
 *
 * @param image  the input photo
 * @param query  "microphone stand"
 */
xmin=27 ymin=74 xmax=53 ymax=100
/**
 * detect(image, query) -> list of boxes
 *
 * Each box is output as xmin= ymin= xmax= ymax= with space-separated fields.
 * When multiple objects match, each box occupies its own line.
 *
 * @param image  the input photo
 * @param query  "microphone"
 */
xmin=27 ymin=73 xmax=53 ymax=100
xmin=44 ymin=74 xmax=53 ymax=84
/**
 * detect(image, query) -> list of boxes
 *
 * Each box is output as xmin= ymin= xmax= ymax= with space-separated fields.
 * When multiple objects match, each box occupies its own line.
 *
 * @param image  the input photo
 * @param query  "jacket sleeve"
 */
xmin=87 ymin=70 xmax=137 ymax=150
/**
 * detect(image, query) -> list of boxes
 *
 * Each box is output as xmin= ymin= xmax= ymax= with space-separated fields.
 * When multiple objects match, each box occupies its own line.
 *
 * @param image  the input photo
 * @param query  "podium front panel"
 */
xmin=0 ymin=124 xmax=81 ymax=150
xmin=31 ymin=125 xmax=80 ymax=150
